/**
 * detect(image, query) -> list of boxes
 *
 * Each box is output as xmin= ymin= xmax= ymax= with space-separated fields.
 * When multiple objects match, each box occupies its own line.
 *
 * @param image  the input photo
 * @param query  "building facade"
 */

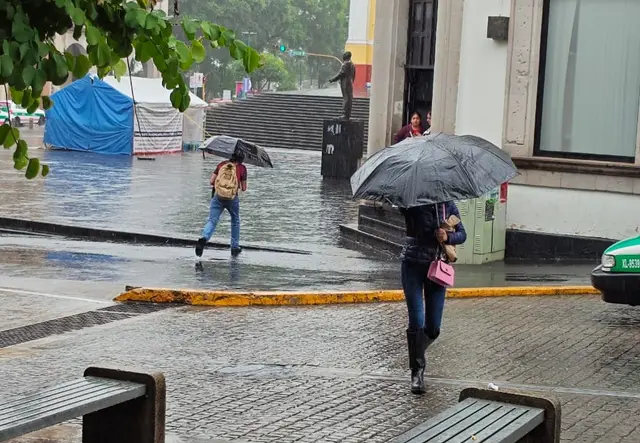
xmin=367 ymin=0 xmax=640 ymax=259
xmin=345 ymin=0 xmax=376 ymax=96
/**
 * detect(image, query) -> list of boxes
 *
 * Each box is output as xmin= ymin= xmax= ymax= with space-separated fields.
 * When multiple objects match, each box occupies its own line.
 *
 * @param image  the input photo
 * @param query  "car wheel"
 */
xmin=13 ymin=117 xmax=21 ymax=127
xmin=38 ymin=116 xmax=45 ymax=126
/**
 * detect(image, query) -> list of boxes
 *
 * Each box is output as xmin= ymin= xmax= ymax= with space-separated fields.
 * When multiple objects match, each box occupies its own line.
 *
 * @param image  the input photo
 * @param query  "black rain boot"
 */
xmin=406 ymin=328 xmax=427 ymax=395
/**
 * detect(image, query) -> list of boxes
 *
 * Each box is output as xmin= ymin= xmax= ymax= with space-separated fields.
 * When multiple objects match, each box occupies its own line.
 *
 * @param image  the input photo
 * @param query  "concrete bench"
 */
xmin=392 ymin=388 xmax=560 ymax=443
xmin=0 ymin=367 xmax=165 ymax=443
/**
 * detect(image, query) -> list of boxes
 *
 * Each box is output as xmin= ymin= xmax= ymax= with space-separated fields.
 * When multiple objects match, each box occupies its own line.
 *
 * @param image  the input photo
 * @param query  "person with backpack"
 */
xmin=195 ymin=151 xmax=247 ymax=257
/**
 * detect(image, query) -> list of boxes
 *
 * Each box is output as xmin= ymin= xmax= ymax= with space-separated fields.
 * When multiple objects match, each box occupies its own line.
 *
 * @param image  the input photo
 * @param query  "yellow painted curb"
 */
xmin=115 ymin=286 xmax=600 ymax=307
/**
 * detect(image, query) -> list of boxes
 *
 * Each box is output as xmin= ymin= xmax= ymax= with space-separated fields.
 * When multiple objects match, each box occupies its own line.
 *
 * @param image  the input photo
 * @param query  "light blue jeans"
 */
xmin=401 ymin=260 xmax=447 ymax=340
xmin=201 ymin=195 xmax=240 ymax=249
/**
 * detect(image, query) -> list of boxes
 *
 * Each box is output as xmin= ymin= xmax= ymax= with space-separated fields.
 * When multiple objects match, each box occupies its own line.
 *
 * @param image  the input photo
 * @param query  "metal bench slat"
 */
xmin=0 ymin=382 xmax=134 ymax=425
xmin=0 ymin=378 xmax=142 ymax=423
xmin=439 ymin=406 xmax=532 ymax=443
xmin=0 ymin=378 xmax=145 ymax=442
xmin=468 ymin=407 xmax=544 ymax=443
xmin=0 ymin=384 xmax=142 ymax=430
xmin=0 ymin=379 xmax=90 ymax=413
xmin=404 ymin=401 xmax=505 ymax=443
xmin=391 ymin=399 xmax=488 ymax=442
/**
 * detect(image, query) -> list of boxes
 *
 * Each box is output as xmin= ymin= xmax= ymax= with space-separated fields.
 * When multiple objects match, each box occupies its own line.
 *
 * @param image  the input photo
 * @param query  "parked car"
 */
xmin=591 ymin=235 xmax=640 ymax=306
xmin=0 ymin=108 xmax=9 ymax=125
xmin=0 ymin=100 xmax=46 ymax=126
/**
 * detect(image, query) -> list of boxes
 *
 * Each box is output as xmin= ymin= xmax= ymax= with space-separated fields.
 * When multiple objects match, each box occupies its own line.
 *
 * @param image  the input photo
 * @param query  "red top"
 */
xmin=215 ymin=161 xmax=248 ymax=184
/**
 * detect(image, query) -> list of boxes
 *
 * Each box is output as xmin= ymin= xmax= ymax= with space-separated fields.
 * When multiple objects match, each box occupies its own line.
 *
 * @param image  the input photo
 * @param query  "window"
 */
xmin=536 ymin=0 xmax=640 ymax=162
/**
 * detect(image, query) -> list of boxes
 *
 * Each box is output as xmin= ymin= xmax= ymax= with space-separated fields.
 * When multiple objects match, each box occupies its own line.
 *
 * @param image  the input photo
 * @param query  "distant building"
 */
xmin=344 ymin=0 xmax=375 ymax=97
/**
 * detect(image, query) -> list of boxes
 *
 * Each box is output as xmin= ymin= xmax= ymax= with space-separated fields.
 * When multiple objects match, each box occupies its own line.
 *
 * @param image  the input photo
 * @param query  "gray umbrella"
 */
xmin=199 ymin=135 xmax=273 ymax=168
xmin=351 ymin=133 xmax=519 ymax=208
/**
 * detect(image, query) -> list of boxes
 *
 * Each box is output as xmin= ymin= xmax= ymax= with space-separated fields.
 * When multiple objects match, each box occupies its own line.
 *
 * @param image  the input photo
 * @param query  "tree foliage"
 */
xmin=180 ymin=0 xmax=349 ymax=98
xmin=0 ymin=0 xmax=261 ymax=178
xmin=229 ymin=53 xmax=294 ymax=92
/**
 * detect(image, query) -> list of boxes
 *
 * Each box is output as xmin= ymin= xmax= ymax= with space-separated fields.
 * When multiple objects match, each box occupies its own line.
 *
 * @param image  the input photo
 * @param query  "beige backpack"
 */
xmin=214 ymin=162 xmax=239 ymax=200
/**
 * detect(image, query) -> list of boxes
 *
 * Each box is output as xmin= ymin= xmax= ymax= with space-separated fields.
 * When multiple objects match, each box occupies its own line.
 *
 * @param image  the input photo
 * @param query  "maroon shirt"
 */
xmin=394 ymin=124 xmax=425 ymax=143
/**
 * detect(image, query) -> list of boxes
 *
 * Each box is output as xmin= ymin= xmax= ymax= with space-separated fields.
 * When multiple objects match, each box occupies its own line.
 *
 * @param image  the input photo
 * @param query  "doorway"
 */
xmin=403 ymin=0 xmax=438 ymax=129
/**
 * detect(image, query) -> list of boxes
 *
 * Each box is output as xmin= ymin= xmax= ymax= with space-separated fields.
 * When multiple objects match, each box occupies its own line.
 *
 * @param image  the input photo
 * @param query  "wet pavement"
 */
xmin=0 ymin=147 xmax=595 ymax=299
xmin=2 ymin=294 xmax=640 ymax=442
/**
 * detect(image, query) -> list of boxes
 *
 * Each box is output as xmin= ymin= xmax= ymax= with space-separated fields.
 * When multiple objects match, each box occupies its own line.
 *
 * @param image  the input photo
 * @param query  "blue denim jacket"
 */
xmin=400 ymin=201 xmax=467 ymax=264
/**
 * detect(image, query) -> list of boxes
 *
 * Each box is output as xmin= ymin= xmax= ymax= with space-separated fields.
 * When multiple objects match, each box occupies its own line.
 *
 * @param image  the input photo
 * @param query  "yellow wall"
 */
xmin=345 ymin=0 xmax=376 ymax=67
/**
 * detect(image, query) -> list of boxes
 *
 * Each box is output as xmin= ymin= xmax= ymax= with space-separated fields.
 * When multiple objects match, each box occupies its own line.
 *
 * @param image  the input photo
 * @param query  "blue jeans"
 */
xmin=201 ymin=195 xmax=240 ymax=249
xmin=401 ymin=260 xmax=447 ymax=340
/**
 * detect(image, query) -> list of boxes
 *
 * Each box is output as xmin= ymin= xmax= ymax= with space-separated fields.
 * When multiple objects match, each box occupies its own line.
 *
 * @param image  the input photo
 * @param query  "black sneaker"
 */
xmin=195 ymin=237 xmax=207 ymax=257
xmin=231 ymin=247 xmax=242 ymax=256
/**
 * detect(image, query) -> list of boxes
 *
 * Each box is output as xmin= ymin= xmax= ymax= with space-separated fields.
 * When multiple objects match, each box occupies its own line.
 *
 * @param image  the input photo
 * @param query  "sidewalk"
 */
xmin=2 ymin=293 xmax=638 ymax=442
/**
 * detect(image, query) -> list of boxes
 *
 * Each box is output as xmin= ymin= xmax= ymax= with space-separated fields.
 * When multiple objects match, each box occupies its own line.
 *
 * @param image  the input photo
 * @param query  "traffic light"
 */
xmin=278 ymin=44 xmax=287 ymax=53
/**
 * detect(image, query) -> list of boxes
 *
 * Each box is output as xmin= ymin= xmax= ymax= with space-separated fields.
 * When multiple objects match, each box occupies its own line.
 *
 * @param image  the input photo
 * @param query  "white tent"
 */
xmin=102 ymin=76 xmax=208 ymax=155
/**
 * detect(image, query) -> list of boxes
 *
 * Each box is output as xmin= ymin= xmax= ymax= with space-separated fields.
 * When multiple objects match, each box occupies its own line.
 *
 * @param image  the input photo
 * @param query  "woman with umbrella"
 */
xmin=351 ymin=133 xmax=519 ymax=394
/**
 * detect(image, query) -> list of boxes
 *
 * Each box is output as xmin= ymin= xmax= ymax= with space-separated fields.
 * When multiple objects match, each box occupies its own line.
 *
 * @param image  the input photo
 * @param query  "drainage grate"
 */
xmin=0 ymin=303 xmax=175 ymax=348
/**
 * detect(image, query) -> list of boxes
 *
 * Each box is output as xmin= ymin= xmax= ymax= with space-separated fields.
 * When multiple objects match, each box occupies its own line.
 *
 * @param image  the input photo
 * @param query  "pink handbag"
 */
xmin=427 ymin=204 xmax=455 ymax=287
xmin=428 ymin=260 xmax=455 ymax=287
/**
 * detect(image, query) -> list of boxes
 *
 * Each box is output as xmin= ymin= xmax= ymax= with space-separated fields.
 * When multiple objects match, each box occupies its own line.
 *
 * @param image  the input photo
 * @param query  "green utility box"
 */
xmin=454 ymin=188 xmax=506 ymax=264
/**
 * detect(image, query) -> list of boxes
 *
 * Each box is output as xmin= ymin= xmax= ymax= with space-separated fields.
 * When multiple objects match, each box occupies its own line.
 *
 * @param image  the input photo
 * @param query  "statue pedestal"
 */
xmin=321 ymin=119 xmax=364 ymax=179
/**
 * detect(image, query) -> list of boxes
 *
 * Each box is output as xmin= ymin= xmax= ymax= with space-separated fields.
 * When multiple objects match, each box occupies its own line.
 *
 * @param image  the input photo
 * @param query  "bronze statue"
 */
xmin=329 ymin=51 xmax=356 ymax=120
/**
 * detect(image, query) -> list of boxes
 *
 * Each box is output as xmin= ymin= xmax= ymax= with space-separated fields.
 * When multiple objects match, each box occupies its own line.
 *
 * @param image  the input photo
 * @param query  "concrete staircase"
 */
xmin=204 ymin=93 xmax=370 ymax=152
xmin=339 ymin=203 xmax=406 ymax=256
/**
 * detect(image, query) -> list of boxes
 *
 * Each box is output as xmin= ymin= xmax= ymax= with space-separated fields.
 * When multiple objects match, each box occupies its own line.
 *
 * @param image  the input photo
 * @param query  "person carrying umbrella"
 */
xmin=195 ymin=151 xmax=248 ymax=257
xmin=351 ymin=133 xmax=519 ymax=395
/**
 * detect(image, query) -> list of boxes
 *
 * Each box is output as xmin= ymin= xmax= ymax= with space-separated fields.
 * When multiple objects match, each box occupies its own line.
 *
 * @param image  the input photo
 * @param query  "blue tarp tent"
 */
xmin=44 ymin=75 xmax=134 ymax=155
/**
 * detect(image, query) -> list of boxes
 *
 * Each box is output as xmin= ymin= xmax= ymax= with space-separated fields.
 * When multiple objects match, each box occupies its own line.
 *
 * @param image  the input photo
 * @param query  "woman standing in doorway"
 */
xmin=394 ymin=111 xmax=425 ymax=143
xmin=401 ymin=202 xmax=466 ymax=394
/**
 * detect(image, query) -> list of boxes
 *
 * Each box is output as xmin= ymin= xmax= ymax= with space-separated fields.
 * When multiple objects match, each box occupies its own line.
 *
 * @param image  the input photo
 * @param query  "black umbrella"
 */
xmin=351 ymin=133 xmax=519 ymax=208
xmin=200 ymin=135 xmax=273 ymax=168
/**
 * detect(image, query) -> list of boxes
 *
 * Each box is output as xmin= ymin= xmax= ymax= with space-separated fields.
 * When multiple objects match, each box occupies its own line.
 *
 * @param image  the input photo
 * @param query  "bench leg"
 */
xmin=82 ymin=367 xmax=166 ymax=443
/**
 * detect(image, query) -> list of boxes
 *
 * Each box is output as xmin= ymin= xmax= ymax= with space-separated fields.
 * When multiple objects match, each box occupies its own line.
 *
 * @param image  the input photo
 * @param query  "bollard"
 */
xmin=29 ymin=118 xmax=34 ymax=129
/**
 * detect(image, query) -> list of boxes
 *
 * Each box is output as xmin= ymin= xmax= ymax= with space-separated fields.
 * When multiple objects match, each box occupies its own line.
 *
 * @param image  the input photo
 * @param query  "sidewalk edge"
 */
xmin=114 ymin=286 xmax=600 ymax=306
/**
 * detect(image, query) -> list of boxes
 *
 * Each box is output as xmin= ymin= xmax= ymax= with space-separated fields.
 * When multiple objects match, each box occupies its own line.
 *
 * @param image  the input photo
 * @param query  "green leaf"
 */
xmin=170 ymin=88 xmax=182 ymax=109
xmin=73 ymin=54 xmax=91 ymax=78
xmin=2 ymin=41 xmax=9 ymax=55
xmin=32 ymin=68 xmax=47 ymax=96
xmin=113 ymin=59 xmax=127 ymax=79
xmin=135 ymin=9 xmax=147 ymax=28
xmin=0 ymin=124 xmax=10 ymax=146
xmin=19 ymin=43 xmax=29 ymax=61
xmin=10 ymin=88 xmax=23 ymax=104
xmin=137 ymin=40 xmax=156 ymax=63
xmin=42 ymin=96 xmax=53 ymax=110
xmin=64 ymin=52 xmax=76 ymax=71
xmin=191 ymin=40 xmax=206 ymax=63
xmin=85 ymin=25 xmax=101 ymax=46
xmin=53 ymin=53 xmax=69 ymax=79
xmin=71 ymin=7 xmax=86 ymax=26
xmin=144 ymin=13 xmax=159 ymax=31
xmin=124 ymin=8 xmax=139 ymax=28
xmin=21 ymin=89 xmax=32 ymax=109
xmin=27 ymin=99 xmax=39 ymax=114
xmin=37 ymin=41 xmax=50 ymax=58
xmin=96 ymin=42 xmax=111 ymax=67
xmin=14 ymin=156 xmax=28 ymax=171
xmin=22 ymin=65 xmax=36 ymax=87
xmin=0 ymin=55 xmax=13 ymax=78
xmin=175 ymin=41 xmax=190 ymax=62
xmin=3 ymin=127 xmax=19 ymax=148
xmin=245 ymin=49 xmax=262 ymax=73
xmin=13 ymin=140 xmax=28 ymax=159
xmin=200 ymin=22 xmax=220 ymax=41
xmin=182 ymin=19 xmax=199 ymax=40
xmin=42 ymin=164 xmax=50 ymax=177
xmin=26 ymin=158 xmax=40 ymax=178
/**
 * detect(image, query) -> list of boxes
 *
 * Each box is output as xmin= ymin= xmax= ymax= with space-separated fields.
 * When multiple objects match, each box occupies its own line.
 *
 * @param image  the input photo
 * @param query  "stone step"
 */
xmin=339 ymin=224 xmax=402 ymax=256
xmin=358 ymin=215 xmax=406 ymax=244
xmin=358 ymin=203 xmax=406 ymax=227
